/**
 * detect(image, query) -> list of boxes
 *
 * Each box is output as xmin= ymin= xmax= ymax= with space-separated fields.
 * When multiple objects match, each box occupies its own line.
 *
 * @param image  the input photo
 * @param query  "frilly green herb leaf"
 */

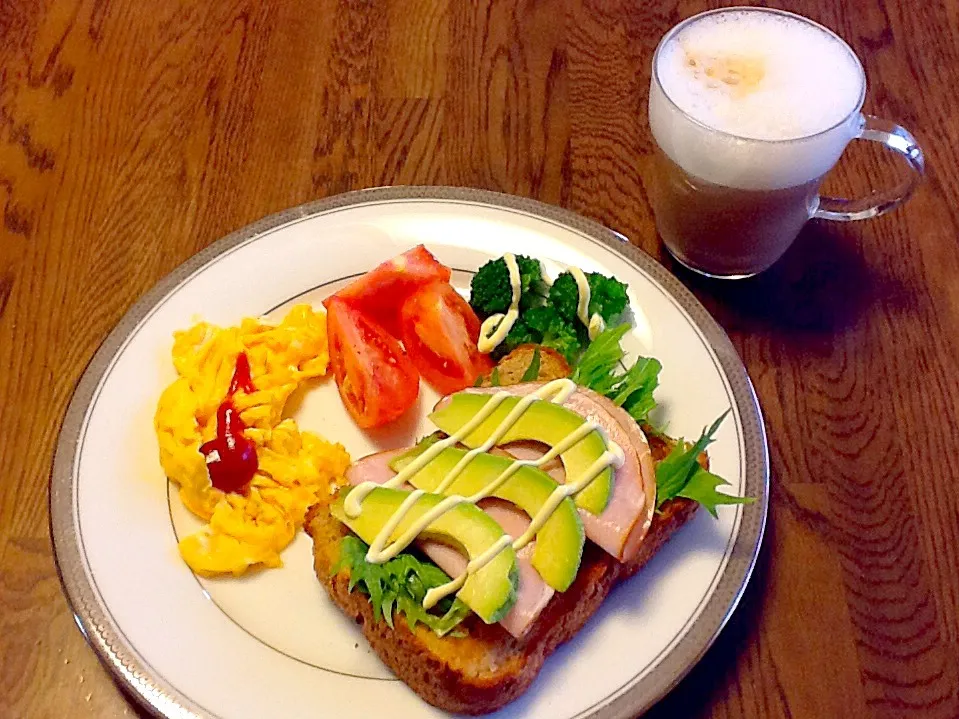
xmin=654 ymin=410 xmax=753 ymax=516
xmin=332 ymin=536 xmax=471 ymax=637
xmin=655 ymin=411 xmax=728 ymax=506
xmin=613 ymin=356 xmax=661 ymax=420
xmin=678 ymin=468 xmax=755 ymax=518
xmin=570 ymin=324 xmax=660 ymax=423
xmin=569 ymin=324 xmax=629 ymax=393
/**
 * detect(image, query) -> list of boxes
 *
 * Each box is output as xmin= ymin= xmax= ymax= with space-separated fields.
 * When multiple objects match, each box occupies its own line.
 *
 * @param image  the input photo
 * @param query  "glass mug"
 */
xmin=647 ymin=7 xmax=925 ymax=279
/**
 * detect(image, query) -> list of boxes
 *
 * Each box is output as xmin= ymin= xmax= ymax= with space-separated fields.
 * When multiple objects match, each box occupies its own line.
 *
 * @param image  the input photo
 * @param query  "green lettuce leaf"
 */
xmin=569 ymin=324 xmax=629 ymax=393
xmin=655 ymin=410 xmax=754 ymax=516
xmin=677 ymin=468 xmax=754 ymax=518
xmin=332 ymin=536 xmax=471 ymax=637
xmin=570 ymin=324 xmax=661 ymax=423
xmin=612 ymin=356 xmax=661 ymax=422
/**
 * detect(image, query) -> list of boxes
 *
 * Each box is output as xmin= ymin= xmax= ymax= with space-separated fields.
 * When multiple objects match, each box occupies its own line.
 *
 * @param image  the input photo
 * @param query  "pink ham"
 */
xmin=588 ymin=391 xmax=657 ymax=557
xmin=344 ymin=448 xmax=409 ymax=488
xmin=344 ymin=450 xmax=552 ymax=638
xmin=491 ymin=443 xmax=565 ymax=483
xmin=436 ymin=383 xmax=656 ymax=563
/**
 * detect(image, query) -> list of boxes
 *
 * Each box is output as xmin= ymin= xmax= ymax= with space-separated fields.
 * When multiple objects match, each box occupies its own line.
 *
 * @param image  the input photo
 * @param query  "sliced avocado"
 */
xmin=392 ymin=443 xmax=585 ymax=592
xmin=429 ymin=394 xmax=613 ymax=515
xmin=330 ymin=486 xmax=518 ymax=624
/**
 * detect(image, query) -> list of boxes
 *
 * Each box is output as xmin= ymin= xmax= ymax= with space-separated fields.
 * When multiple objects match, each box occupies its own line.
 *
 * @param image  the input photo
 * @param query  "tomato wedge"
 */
xmin=399 ymin=282 xmax=494 ymax=395
xmin=326 ymin=297 xmax=420 ymax=429
xmin=323 ymin=245 xmax=451 ymax=336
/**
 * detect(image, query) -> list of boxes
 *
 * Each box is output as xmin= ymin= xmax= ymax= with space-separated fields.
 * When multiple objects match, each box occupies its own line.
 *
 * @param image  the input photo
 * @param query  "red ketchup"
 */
xmin=200 ymin=353 xmax=258 ymax=494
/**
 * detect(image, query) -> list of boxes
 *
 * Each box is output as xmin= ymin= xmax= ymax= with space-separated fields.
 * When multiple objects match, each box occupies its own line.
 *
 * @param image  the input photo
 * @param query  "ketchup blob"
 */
xmin=199 ymin=353 xmax=259 ymax=494
xmin=229 ymin=351 xmax=256 ymax=395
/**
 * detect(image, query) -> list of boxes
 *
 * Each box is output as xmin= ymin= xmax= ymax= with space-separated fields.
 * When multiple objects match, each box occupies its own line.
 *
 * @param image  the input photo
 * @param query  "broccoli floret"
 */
xmin=587 ymin=273 xmax=628 ymax=324
xmin=493 ymin=317 xmax=541 ymax=359
xmin=492 ymin=306 xmax=584 ymax=362
xmin=548 ymin=271 xmax=628 ymax=327
xmin=517 ymin=256 xmax=549 ymax=311
xmin=522 ymin=305 xmax=558 ymax=334
xmin=470 ymin=259 xmax=512 ymax=316
xmin=474 ymin=258 xmax=626 ymax=363
xmin=523 ymin=306 xmax=584 ymax=362
xmin=469 ymin=256 xmax=547 ymax=318
xmin=542 ymin=323 xmax=583 ymax=363
xmin=548 ymin=273 xmax=580 ymax=323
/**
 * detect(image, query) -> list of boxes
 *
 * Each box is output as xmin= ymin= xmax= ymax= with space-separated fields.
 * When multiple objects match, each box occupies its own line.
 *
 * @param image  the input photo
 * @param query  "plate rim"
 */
xmin=50 ymin=185 xmax=769 ymax=719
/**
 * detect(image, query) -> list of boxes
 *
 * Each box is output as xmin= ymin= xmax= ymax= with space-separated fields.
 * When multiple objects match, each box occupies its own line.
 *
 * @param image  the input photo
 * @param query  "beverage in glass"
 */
xmin=648 ymin=8 xmax=924 ymax=278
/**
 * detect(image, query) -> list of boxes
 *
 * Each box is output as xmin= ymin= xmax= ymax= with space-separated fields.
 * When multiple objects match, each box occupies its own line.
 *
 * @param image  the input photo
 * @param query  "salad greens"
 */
xmin=654 ymin=411 xmax=754 ymax=517
xmin=333 ymin=536 xmax=471 ymax=637
xmin=570 ymin=324 xmax=662 ymax=424
xmin=469 ymin=256 xmax=752 ymax=526
xmin=469 ymin=256 xmax=629 ymax=362
xmin=572 ymin=326 xmax=752 ymax=514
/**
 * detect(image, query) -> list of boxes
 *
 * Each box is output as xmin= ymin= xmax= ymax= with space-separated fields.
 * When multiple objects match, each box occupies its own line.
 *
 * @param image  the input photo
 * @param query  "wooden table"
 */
xmin=2 ymin=1 xmax=957 ymax=717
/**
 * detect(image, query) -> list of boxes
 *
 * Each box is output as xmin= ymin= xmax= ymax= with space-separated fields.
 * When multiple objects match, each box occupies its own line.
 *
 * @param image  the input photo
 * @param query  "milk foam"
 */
xmin=649 ymin=10 xmax=865 ymax=190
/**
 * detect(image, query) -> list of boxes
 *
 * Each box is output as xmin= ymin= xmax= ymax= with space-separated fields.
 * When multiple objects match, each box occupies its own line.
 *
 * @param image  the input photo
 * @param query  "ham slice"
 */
xmin=491 ymin=443 xmax=565 ymax=483
xmin=435 ymin=383 xmax=656 ymax=562
xmin=344 ymin=450 xmax=552 ymax=638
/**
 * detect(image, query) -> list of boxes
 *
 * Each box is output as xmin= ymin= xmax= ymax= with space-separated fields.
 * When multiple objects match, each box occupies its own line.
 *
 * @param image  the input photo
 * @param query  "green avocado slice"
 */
xmin=330 ymin=486 xmax=518 ymax=624
xmin=429 ymin=393 xmax=613 ymax=515
xmin=391 ymin=443 xmax=585 ymax=592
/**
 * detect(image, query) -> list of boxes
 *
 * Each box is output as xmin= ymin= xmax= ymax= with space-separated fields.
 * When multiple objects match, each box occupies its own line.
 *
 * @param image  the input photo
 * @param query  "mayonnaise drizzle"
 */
xmin=540 ymin=264 xmax=554 ymax=288
xmin=478 ymin=259 xmax=607 ymax=352
xmin=588 ymin=313 xmax=606 ymax=339
xmin=569 ymin=267 xmax=591 ymax=328
xmin=568 ymin=266 xmax=606 ymax=341
xmin=477 ymin=253 xmax=521 ymax=353
xmin=423 ymin=535 xmax=513 ymax=610
xmin=343 ymin=378 xmax=624 ymax=612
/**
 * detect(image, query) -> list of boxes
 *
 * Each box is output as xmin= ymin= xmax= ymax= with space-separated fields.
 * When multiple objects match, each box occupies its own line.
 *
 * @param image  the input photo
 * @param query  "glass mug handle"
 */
xmin=814 ymin=114 xmax=925 ymax=221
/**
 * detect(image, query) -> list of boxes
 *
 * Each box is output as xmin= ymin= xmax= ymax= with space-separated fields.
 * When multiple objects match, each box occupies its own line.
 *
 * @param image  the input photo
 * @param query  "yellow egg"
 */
xmin=209 ymin=490 xmax=295 ymax=552
xmin=154 ymin=304 xmax=349 ymax=577
xmin=178 ymin=529 xmax=282 ymax=577
xmin=155 ymin=381 xmax=204 ymax=482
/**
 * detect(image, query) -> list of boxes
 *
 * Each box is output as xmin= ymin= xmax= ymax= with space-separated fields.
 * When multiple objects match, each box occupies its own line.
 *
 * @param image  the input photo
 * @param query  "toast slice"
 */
xmin=304 ymin=344 xmax=701 ymax=714
xmin=478 ymin=344 xmax=571 ymax=386
xmin=305 ymin=431 xmax=698 ymax=714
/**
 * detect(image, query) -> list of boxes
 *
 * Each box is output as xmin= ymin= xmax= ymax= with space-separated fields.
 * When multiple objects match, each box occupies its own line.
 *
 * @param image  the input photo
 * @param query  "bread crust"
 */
xmin=306 ymin=493 xmax=697 ymax=714
xmin=477 ymin=344 xmax=571 ymax=386
xmin=305 ymin=348 xmax=705 ymax=713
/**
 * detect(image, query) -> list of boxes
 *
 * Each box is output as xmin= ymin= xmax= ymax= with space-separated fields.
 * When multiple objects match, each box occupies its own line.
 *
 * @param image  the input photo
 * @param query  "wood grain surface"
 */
xmin=1 ymin=1 xmax=957 ymax=717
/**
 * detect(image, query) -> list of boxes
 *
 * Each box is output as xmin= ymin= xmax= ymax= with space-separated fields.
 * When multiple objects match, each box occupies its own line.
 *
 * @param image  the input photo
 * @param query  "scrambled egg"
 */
xmin=154 ymin=304 xmax=350 ymax=576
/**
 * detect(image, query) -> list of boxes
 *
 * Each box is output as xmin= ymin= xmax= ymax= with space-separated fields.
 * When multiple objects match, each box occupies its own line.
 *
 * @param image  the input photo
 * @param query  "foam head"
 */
xmin=649 ymin=9 xmax=865 ymax=190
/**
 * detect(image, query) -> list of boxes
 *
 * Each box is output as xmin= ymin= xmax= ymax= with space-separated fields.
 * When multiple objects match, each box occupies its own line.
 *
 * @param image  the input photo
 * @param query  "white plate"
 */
xmin=51 ymin=187 xmax=768 ymax=719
